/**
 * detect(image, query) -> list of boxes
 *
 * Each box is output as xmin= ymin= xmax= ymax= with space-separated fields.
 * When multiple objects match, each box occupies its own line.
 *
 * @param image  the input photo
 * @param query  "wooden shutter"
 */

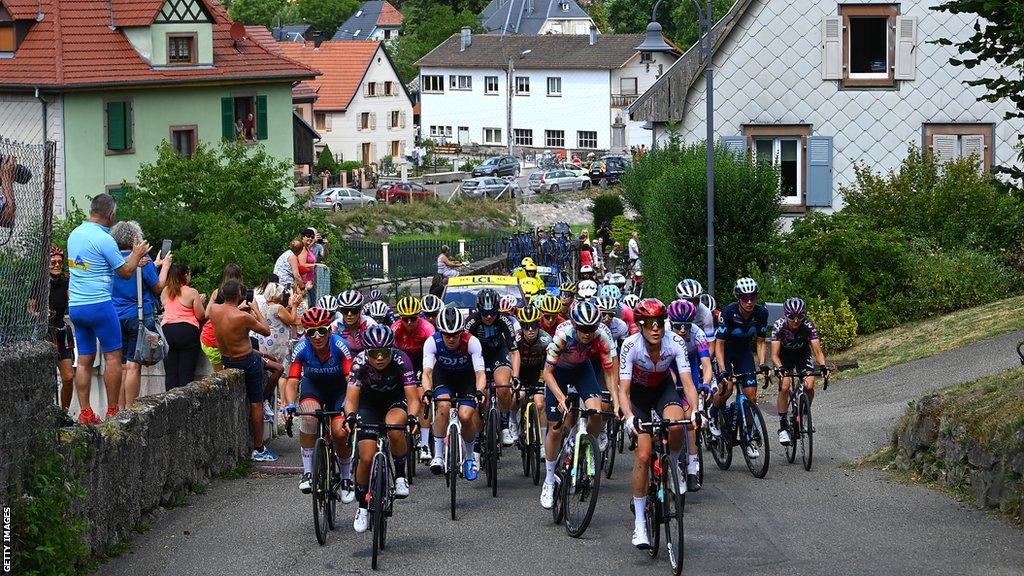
xmin=961 ymin=134 xmax=986 ymax=170
xmin=256 ymin=95 xmax=268 ymax=140
xmin=894 ymin=16 xmax=917 ymax=80
xmin=806 ymin=136 xmax=833 ymax=207
xmin=399 ymin=110 xmax=406 ymax=128
xmin=821 ymin=16 xmax=842 ymax=80
xmin=221 ymin=97 xmax=235 ymax=140
xmin=370 ymin=112 xmax=377 ymax=130
xmin=107 ymin=101 xmax=127 ymax=151
xmin=931 ymin=134 xmax=958 ymax=164
xmin=721 ymin=136 xmax=747 ymax=157
xmin=123 ymin=101 xmax=133 ymax=150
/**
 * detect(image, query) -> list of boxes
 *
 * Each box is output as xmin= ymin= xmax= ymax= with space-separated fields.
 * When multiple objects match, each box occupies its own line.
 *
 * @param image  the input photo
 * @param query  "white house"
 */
xmin=479 ymin=0 xmax=595 ymax=35
xmin=416 ymin=30 xmax=679 ymax=156
xmin=627 ymin=0 xmax=1024 ymax=213
xmin=279 ymin=40 xmax=415 ymax=167
xmin=332 ymin=0 xmax=402 ymax=41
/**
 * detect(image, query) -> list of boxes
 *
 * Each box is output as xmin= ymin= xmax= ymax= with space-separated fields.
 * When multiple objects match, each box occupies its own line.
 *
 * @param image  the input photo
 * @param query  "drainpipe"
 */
xmin=34 ymin=87 xmax=48 ymax=143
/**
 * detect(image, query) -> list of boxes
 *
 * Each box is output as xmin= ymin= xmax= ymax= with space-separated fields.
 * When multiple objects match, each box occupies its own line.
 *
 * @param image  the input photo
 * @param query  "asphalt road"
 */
xmin=97 ymin=330 xmax=1024 ymax=576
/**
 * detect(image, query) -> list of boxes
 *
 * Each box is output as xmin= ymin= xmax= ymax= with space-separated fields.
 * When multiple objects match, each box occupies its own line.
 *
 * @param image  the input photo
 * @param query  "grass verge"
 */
xmin=833 ymin=295 xmax=1024 ymax=380
xmin=327 ymin=197 xmax=515 ymax=237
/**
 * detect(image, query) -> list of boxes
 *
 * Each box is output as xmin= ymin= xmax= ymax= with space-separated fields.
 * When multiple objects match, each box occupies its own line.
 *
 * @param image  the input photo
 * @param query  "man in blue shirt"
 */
xmin=66 ymin=193 xmax=149 ymax=424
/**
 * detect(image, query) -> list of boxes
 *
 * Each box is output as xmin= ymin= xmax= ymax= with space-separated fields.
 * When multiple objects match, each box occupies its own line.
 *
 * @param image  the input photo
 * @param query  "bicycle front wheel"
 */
xmin=603 ymin=420 xmax=618 ymax=480
xmin=740 ymin=401 xmax=771 ymax=479
xmin=520 ymin=406 xmax=531 ymax=478
xmin=486 ymin=407 xmax=499 ymax=497
xmin=371 ymin=453 xmax=388 ymax=569
xmin=662 ymin=457 xmax=685 ymax=576
xmin=406 ymin=430 xmax=417 ymax=482
xmin=564 ymin=434 xmax=601 ymax=538
xmin=312 ymin=438 xmax=330 ymax=546
xmin=447 ymin=425 xmax=459 ymax=521
xmin=799 ymin=394 xmax=814 ymax=471
xmin=709 ymin=411 xmax=732 ymax=471
xmin=528 ymin=404 xmax=543 ymax=486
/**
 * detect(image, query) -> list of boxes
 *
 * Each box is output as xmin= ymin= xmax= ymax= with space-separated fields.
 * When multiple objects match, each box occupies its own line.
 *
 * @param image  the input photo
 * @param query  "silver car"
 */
xmin=462 ymin=177 xmax=518 ymax=199
xmin=528 ymin=169 xmax=588 ymax=193
xmin=310 ymin=187 xmax=376 ymax=211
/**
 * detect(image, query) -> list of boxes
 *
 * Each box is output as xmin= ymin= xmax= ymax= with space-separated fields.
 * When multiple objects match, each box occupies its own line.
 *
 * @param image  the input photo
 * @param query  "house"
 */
xmin=332 ymin=0 xmax=402 ymax=41
xmin=480 ymin=0 xmax=595 ymax=35
xmin=416 ymin=29 xmax=679 ymax=156
xmin=278 ymin=40 xmax=415 ymax=168
xmin=0 ymin=0 xmax=315 ymax=216
xmin=627 ymin=0 xmax=1024 ymax=214
xmin=272 ymin=23 xmax=320 ymax=42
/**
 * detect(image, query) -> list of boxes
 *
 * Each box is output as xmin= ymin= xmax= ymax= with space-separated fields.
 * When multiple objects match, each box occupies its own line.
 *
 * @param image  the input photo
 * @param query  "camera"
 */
xmin=244 ymin=288 xmax=255 ymax=304
xmin=0 ymin=155 xmax=32 ymax=184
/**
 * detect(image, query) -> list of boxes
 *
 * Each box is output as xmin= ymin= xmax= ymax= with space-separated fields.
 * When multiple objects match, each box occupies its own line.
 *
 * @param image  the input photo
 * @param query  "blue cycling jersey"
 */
xmin=289 ymin=334 xmax=353 ymax=390
xmin=715 ymin=302 xmax=769 ymax=350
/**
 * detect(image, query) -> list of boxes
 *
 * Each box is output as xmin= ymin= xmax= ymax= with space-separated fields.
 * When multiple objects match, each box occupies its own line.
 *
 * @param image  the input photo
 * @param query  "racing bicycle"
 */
xmin=352 ymin=419 xmax=412 ymax=570
xmin=635 ymin=415 xmax=691 ymax=576
xmin=430 ymin=394 xmax=476 ymax=520
xmin=707 ymin=370 xmax=772 ymax=479
xmin=516 ymin=383 xmax=546 ymax=486
xmin=776 ymin=367 xmax=829 ymax=471
xmin=480 ymin=382 xmax=514 ymax=498
xmin=286 ymin=407 xmax=344 ymax=546
xmin=551 ymin=394 xmax=614 ymax=537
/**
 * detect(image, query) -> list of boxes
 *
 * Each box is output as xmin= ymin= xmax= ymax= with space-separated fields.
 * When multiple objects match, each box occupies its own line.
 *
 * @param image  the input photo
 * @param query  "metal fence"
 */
xmin=342 ymin=230 xmax=508 ymax=280
xmin=0 ymin=138 xmax=56 ymax=345
xmin=341 ymin=238 xmax=385 ymax=278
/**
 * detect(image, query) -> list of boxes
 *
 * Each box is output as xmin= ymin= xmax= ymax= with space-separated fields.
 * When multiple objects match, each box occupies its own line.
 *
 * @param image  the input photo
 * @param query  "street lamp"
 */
xmin=507 ymin=48 xmax=532 ymax=159
xmin=636 ymin=0 xmax=717 ymax=298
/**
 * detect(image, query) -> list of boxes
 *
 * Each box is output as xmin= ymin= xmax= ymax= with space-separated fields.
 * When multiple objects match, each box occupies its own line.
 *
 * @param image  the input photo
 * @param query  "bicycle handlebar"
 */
xmin=636 ymin=418 xmax=691 ymax=433
xmin=285 ymin=409 xmax=345 ymax=437
xmin=774 ymin=367 xmax=832 ymax=390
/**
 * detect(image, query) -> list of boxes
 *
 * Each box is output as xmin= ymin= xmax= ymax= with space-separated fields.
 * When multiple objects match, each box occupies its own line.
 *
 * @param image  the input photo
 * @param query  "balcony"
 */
xmin=611 ymin=93 xmax=639 ymax=108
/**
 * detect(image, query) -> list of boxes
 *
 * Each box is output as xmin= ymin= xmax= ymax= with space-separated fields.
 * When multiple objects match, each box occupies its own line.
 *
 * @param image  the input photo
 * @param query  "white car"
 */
xmin=528 ymin=169 xmax=590 ymax=193
xmin=310 ymin=187 xmax=376 ymax=211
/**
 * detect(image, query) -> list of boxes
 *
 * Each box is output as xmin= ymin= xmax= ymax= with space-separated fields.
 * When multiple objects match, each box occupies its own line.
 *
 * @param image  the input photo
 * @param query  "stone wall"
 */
xmin=63 ymin=370 xmax=251 ymax=554
xmin=0 ymin=342 xmax=58 ymax=503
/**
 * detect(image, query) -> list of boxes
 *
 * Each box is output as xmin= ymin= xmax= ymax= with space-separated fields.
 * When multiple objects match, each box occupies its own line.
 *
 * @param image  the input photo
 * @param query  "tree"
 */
xmin=606 ymin=0 xmax=732 ymax=49
xmin=933 ymin=0 xmax=1024 ymax=184
xmin=298 ymin=0 xmax=360 ymax=39
xmin=315 ymin=144 xmax=338 ymax=175
xmin=585 ymin=0 xmax=609 ymax=33
xmin=387 ymin=0 xmax=479 ymax=83
xmin=228 ymin=0 xmax=288 ymax=28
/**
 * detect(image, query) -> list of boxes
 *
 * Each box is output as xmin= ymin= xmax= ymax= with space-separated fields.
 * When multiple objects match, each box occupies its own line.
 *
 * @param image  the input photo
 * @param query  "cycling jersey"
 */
xmin=423 ymin=331 xmax=485 ymax=373
xmin=465 ymin=312 xmax=516 ymax=355
xmin=330 ymin=313 xmax=374 ymax=332
xmin=539 ymin=315 xmax=564 ymax=337
xmin=516 ymin=329 xmax=552 ymax=372
xmin=715 ymin=302 xmax=769 ymax=349
xmin=335 ymin=318 xmax=377 ymax=356
xmin=391 ymin=317 xmax=435 ymax=370
xmin=693 ymin=303 xmax=716 ymax=343
xmin=679 ymin=324 xmax=710 ymax=359
xmin=618 ymin=304 xmax=637 ymax=332
xmin=545 ymin=323 xmax=617 ymax=370
xmin=288 ymin=334 xmax=353 ymax=388
xmin=618 ymin=332 xmax=689 ymax=389
xmin=605 ymin=316 xmax=630 ymax=346
xmin=770 ymin=317 xmax=819 ymax=353
xmin=349 ymin=349 xmax=417 ymax=393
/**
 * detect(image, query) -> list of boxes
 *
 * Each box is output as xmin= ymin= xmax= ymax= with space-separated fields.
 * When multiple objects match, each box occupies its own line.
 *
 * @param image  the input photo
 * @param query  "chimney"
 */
xmin=313 ymin=30 xmax=323 ymax=49
xmin=460 ymin=26 xmax=472 ymax=51
xmin=589 ymin=25 xmax=597 ymax=45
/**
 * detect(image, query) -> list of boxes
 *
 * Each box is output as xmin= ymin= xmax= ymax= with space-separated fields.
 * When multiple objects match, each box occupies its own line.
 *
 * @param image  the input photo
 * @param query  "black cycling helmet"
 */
xmin=476 ymin=288 xmax=500 ymax=315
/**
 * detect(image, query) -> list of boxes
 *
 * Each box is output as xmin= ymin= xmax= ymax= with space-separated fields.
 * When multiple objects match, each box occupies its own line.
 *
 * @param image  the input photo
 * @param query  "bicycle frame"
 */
xmin=555 ymin=396 xmax=613 ymax=490
xmin=728 ymin=371 xmax=769 ymax=442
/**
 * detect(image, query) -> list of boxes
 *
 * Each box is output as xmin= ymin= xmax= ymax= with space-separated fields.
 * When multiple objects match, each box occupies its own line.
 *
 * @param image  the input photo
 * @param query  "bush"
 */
xmin=590 ymin=193 xmax=624 ymax=231
xmin=459 ymin=159 xmax=480 ymax=171
xmin=611 ymin=215 xmax=636 ymax=247
xmin=315 ymin=144 xmax=338 ymax=175
xmin=910 ymin=247 xmax=1022 ymax=316
xmin=808 ymin=297 xmax=858 ymax=353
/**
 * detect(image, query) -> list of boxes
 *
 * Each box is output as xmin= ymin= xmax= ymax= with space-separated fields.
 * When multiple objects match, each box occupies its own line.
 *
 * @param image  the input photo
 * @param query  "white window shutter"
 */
xmin=931 ymin=134 xmax=958 ymax=164
xmin=400 ymin=110 xmax=406 ymax=128
xmin=894 ymin=16 xmax=917 ymax=80
xmin=961 ymin=134 xmax=986 ymax=171
xmin=371 ymin=143 xmax=377 ymax=162
xmin=370 ymin=112 xmax=377 ymax=130
xmin=355 ymin=144 xmax=362 ymax=161
xmin=325 ymin=113 xmax=332 ymax=131
xmin=363 ymin=83 xmax=370 ymax=97
xmin=821 ymin=16 xmax=842 ymax=80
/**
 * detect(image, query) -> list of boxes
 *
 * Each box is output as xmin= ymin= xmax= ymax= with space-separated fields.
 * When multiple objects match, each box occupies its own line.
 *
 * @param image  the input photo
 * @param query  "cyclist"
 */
xmin=392 ymin=296 xmax=435 ymax=455
xmin=423 ymin=306 xmax=486 ymax=480
xmin=345 ymin=324 xmax=419 ymax=532
xmin=618 ymin=299 xmax=698 ymax=548
xmin=317 ymin=294 xmax=339 ymax=323
xmin=557 ymin=281 xmax=577 ymax=315
xmin=667 ymin=300 xmax=715 ymax=394
xmin=675 ymin=279 xmax=717 ymax=351
xmin=579 ymin=264 xmax=595 ymax=282
xmin=577 ymin=280 xmax=598 ymax=302
xmin=335 ymin=290 xmax=377 ymax=355
xmin=366 ymin=299 xmax=395 ymax=326
xmin=713 ymin=277 xmax=770 ymax=457
xmin=770 ymin=297 xmax=828 ymax=446
xmin=421 ymin=294 xmax=444 ymax=329
xmin=596 ymin=296 xmax=629 ymax=348
xmin=465 ymin=288 xmax=521 ymax=446
xmin=499 ymin=294 xmax=521 ymax=332
xmin=539 ymin=301 xmax=619 ymax=509
xmin=537 ymin=294 xmax=564 ymax=336
xmin=600 ymin=284 xmax=637 ymax=334
xmin=513 ymin=304 xmax=552 ymax=436
xmin=286 ymin=308 xmax=355 ymax=501
xmin=367 ymin=289 xmax=385 ymax=303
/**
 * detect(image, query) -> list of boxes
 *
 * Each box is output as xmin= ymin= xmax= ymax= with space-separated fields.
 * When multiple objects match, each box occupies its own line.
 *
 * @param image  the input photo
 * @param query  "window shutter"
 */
xmin=370 ymin=112 xmax=377 ymax=130
xmin=894 ymin=16 xmax=917 ymax=80
xmin=221 ymin=97 xmax=235 ymax=140
xmin=355 ymin=145 xmax=362 ymax=161
xmin=107 ymin=101 xmax=126 ymax=150
xmin=123 ymin=101 xmax=134 ymax=150
xmin=256 ymin=95 xmax=268 ymax=140
xmin=821 ymin=16 xmax=842 ymax=80
xmin=721 ymin=136 xmax=747 ymax=157
xmin=325 ymin=113 xmax=332 ymax=131
xmin=961 ymin=134 xmax=986 ymax=170
xmin=931 ymin=134 xmax=958 ymax=164
xmin=364 ymin=83 xmax=370 ymax=97
xmin=371 ymin=143 xmax=377 ymax=163
xmin=400 ymin=111 xmax=406 ymax=128
xmin=806 ymin=136 xmax=833 ymax=207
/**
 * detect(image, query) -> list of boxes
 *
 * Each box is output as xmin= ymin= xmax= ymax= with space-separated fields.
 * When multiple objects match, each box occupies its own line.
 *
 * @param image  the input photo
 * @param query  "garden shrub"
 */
xmin=909 ymin=247 xmax=1021 ymax=316
xmin=611 ymin=215 xmax=636 ymax=247
xmin=590 ymin=193 xmax=624 ymax=231
xmin=808 ymin=297 xmax=858 ymax=353
xmin=315 ymin=144 xmax=338 ymax=175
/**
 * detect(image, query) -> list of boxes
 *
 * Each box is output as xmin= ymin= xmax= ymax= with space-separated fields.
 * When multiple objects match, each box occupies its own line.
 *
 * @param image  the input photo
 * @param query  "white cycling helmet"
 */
xmin=421 ymin=294 xmax=444 ymax=314
xmin=622 ymin=294 xmax=640 ymax=309
xmin=337 ymin=289 xmax=363 ymax=310
xmin=675 ymin=279 xmax=703 ymax=300
xmin=316 ymin=294 xmax=339 ymax=312
xmin=436 ymin=304 xmax=465 ymax=334
xmin=577 ymin=280 xmax=598 ymax=299
xmin=579 ymin=264 xmax=594 ymax=274
xmin=700 ymin=293 xmax=717 ymax=311
xmin=366 ymin=300 xmax=391 ymax=320
xmin=734 ymin=277 xmax=760 ymax=295
xmin=611 ymin=273 xmax=627 ymax=287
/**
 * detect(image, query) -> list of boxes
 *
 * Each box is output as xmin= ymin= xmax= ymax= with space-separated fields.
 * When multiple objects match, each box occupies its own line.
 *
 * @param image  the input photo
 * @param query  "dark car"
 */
xmin=589 ymin=155 xmax=629 ymax=186
xmin=375 ymin=181 xmax=439 ymax=204
xmin=472 ymin=155 xmax=521 ymax=178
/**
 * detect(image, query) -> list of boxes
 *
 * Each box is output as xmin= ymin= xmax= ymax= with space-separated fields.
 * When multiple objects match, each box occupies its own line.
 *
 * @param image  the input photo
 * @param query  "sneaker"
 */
xmin=430 ymin=456 xmax=445 ymax=475
xmin=463 ymin=458 xmax=479 ymax=481
xmin=251 ymin=446 xmax=279 ymax=462
xmin=744 ymin=445 xmax=760 ymax=460
xmin=78 ymin=408 xmax=102 ymax=425
xmin=686 ymin=474 xmax=701 ymax=492
xmin=598 ymin=432 xmax=609 ymax=452
xmin=501 ymin=428 xmax=516 ymax=447
xmin=707 ymin=417 xmax=721 ymax=437
xmin=632 ymin=524 xmax=651 ymax=549
xmin=394 ymin=477 xmax=410 ymax=499
xmin=298 ymin=472 xmax=312 ymax=494
xmin=353 ymin=508 xmax=369 ymax=533
xmin=419 ymin=444 xmax=433 ymax=463
xmin=263 ymin=401 xmax=274 ymax=422
xmin=340 ymin=479 xmax=355 ymax=504
xmin=778 ymin=428 xmax=792 ymax=446
xmin=105 ymin=406 xmax=119 ymax=420
xmin=540 ymin=481 xmax=556 ymax=509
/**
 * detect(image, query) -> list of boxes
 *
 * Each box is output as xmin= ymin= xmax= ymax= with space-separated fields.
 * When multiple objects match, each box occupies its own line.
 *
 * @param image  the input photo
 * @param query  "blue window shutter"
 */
xmin=806 ymin=136 xmax=833 ymax=207
xmin=721 ymin=136 xmax=746 ymax=157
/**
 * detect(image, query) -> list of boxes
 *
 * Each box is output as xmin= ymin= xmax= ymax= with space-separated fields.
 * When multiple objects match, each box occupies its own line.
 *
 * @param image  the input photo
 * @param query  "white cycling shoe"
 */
xmin=394 ymin=477 xmax=410 ymax=499
xmin=778 ymin=428 xmax=792 ymax=446
xmin=540 ymin=481 xmax=556 ymax=509
xmin=745 ymin=445 xmax=760 ymax=459
xmin=707 ymin=419 xmax=721 ymax=437
xmin=353 ymin=508 xmax=369 ymax=533
xmin=430 ymin=456 xmax=445 ymax=475
xmin=419 ymin=445 xmax=433 ymax=463
xmin=507 ymin=418 xmax=520 ymax=440
xmin=340 ymin=479 xmax=355 ymax=504
xmin=632 ymin=524 xmax=651 ymax=549
xmin=298 ymin=472 xmax=312 ymax=494
xmin=501 ymin=428 xmax=516 ymax=447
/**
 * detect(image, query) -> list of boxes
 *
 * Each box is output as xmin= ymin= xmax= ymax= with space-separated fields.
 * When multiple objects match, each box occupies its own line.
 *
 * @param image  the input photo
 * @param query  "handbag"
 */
xmin=134 ymin=267 xmax=168 ymax=366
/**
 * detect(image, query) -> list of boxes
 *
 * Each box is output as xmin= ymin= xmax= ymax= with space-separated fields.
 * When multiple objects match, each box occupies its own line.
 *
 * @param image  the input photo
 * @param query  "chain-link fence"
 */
xmin=0 ymin=138 xmax=56 ymax=345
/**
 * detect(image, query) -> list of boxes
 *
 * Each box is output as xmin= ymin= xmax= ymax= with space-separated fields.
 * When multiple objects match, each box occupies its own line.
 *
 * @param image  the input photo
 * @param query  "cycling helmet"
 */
xmin=301 ymin=307 xmax=333 ymax=329
xmin=599 ymin=284 xmax=622 ymax=302
xmin=538 ymin=294 xmax=562 ymax=315
xmin=316 ymin=294 xmax=339 ymax=312
xmin=700 ymin=293 xmax=717 ymax=311
xmin=366 ymin=300 xmax=390 ymax=320
xmin=337 ymin=289 xmax=364 ymax=309
xmin=570 ymin=301 xmax=601 ymax=328
xmin=783 ymin=297 xmax=807 ymax=316
xmin=611 ymin=273 xmax=627 ymax=288
xmin=559 ymin=281 xmax=578 ymax=296
xmin=395 ymin=296 xmax=422 ymax=317
xmin=437 ymin=305 xmax=465 ymax=334
xmin=499 ymin=294 xmax=518 ymax=314
xmin=595 ymin=296 xmax=619 ymax=314
xmin=517 ymin=305 xmax=542 ymax=324
xmin=668 ymin=299 xmax=697 ymax=323
xmin=368 ymin=289 xmax=385 ymax=302
xmin=675 ymin=279 xmax=704 ymax=300
xmin=577 ymin=280 xmax=598 ymax=299
xmin=622 ymin=294 xmax=641 ymax=309
xmin=476 ymin=288 xmax=500 ymax=314
xmin=421 ymin=294 xmax=444 ymax=314
xmin=521 ymin=257 xmax=537 ymax=272
xmin=734 ymin=277 xmax=759 ymax=295
xmin=361 ymin=324 xmax=396 ymax=349
xmin=579 ymin=264 xmax=594 ymax=275
xmin=634 ymin=298 xmax=667 ymax=320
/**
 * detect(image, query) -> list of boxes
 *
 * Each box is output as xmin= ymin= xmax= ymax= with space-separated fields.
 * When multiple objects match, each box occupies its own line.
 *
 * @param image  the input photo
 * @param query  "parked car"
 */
xmin=559 ymin=162 xmax=589 ymax=178
xmin=588 ymin=155 xmax=629 ymax=186
xmin=528 ymin=170 xmax=589 ymax=194
xmin=309 ymin=187 xmax=376 ymax=211
xmin=376 ymin=181 xmax=439 ymax=204
xmin=471 ymin=155 xmax=521 ymax=178
xmin=462 ymin=177 xmax=518 ymax=199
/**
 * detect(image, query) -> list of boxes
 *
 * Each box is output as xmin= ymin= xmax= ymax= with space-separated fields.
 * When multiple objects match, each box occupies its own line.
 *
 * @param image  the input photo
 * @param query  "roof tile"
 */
xmin=277 ymin=40 xmax=380 ymax=111
xmin=416 ymin=33 xmax=659 ymax=70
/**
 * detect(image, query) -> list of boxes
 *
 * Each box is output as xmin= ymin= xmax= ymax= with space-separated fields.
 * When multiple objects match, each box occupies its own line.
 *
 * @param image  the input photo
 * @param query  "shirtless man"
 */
xmin=210 ymin=279 xmax=277 ymax=461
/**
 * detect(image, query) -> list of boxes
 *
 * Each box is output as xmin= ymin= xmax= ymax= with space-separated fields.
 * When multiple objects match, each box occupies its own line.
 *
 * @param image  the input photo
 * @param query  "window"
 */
xmin=513 ymin=128 xmax=533 ymax=146
xmin=167 ymin=33 xmax=196 ymax=65
xmin=105 ymin=99 xmax=134 ymax=154
xmin=429 ymin=125 xmax=452 ymax=138
xmin=367 ymin=82 xmax=378 ymax=97
xmin=359 ymin=112 xmax=376 ymax=130
xmin=822 ymin=5 xmax=915 ymax=88
xmin=483 ymin=128 xmax=502 ymax=145
xmin=221 ymin=95 xmax=268 ymax=141
xmin=577 ymin=131 xmax=597 ymax=149
xmin=390 ymin=110 xmax=401 ymax=129
xmin=391 ymin=140 xmax=401 ymax=157
xmin=744 ymin=125 xmax=811 ymax=207
xmin=545 ymin=130 xmax=565 ymax=148
xmin=384 ymin=81 xmax=394 ymax=96
xmin=170 ymin=125 xmax=197 ymax=158
xmin=449 ymin=75 xmax=472 ymax=90
xmin=422 ymin=75 xmax=444 ymax=92
xmin=485 ymin=76 xmax=499 ymax=94
xmin=314 ymin=111 xmax=329 ymax=132
xmin=619 ymin=77 xmax=638 ymax=95
xmin=515 ymin=76 xmax=530 ymax=95
xmin=546 ymin=77 xmax=562 ymax=96
xmin=923 ymin=123 xmax=993 ymax=172
xmin=0 ymin=21 xmax=14 ymax=53
xmin=640 ymin=52 xmax=653 ymax=63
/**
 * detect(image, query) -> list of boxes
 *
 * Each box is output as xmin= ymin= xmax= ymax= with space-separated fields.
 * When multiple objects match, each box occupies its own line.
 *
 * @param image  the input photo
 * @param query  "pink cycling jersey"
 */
xmin=391 ymin=317 xmax=435 ymax=360
xmin=618 ymin=332 xmax=690 ymax=388
xmin=545 ymin=323 xmax=617 ymax=370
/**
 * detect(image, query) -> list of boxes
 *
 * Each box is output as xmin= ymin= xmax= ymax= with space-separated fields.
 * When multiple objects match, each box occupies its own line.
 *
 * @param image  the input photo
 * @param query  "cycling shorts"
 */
xmin=723 ymin=348 xmax=757 ymax=388
xmin=299 ymin=378 xmax=347 ymax=419
xmin=519 ymin=365 xmax=544 ymax=393
xmin=778 ymin=350 xmax=815 ymax=376
xmin=545 ymin=362 xmax=601 ymax=424
xmin=433 ymin=367 xmax=478 ymax=408
xmin=69 ymin=301 xmax=122 ymax=355
xmin=591 ymin=357 xmax=608 ymax=392
xmin=356 ymin=387 xmax=408 ymax=442
xmin=48 ymin=325 xmax=75 ymax=362
xmin=483 ymin=349 xmax=512 ymax=377
xmin=630 ymin=382 xmax=683 ymax=419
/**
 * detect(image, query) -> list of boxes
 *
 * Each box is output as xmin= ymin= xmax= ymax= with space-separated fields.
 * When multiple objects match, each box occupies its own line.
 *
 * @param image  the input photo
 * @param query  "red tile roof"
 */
xmin=276 ymin=40 xmax=380 ymax=112
xmin=0 ymin=0 xmax=316 ymax=90
xmin=376 ymin=1 xmax=402 ymax=27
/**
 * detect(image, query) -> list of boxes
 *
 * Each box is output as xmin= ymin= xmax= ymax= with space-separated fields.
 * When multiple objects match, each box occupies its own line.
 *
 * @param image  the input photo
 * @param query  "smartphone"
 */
xmin=159 ymin=239 xmax=172 ymax=258
xmin=244 ymin=289 xmax=255 ymax=304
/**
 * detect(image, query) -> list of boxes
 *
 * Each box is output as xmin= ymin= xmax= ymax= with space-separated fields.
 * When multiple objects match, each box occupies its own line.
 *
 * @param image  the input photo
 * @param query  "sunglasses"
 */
xmin=576 ymin=325 xmax=598 ymax=334
xmin=638 ymin=318 xmax=665 ymax=330
xmin=368 ymin=348 xmax=391 ymax=360
xmin=601 ymin=312 xmax=616 ymax=320
xmin=401 ymin=316 xmax=418 ymax=323
xmin=542 ymin=314 xmax=558 ymax=322
xmin=424 ymin=313 xmax=438 ymax=319
xmin=341 ymin=308 xmax=360 ymax=315
xmin=738 ymin=294 xmax=759 ymax=303
xmin=787 ymin=313 xmax=805 ymax=321
xmin=521 ymin=322 xmax=539 ymax=331
xmin=305 ymin=327 xmax=330 ymax=339
xmin=670 ymin=321 xmax=688 ymax=331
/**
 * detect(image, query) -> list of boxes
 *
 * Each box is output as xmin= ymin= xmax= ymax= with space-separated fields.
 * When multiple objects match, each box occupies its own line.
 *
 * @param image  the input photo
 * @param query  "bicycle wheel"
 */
xmin=326 ymin=449 xmax=338 ymax=531
xmin=564 ymin=434 xmax=601 ymax=538
xmin=447 ymin=425 xmax=459 ymax=521
xmin=740 ymin=401 xmax=771 ymax=479
xmin=644 ymin=483 xmax=660 ymax=558
xmin=785 ymin=409 xmax=798 ymax=464
xmin=662 ymin=457 xmax=686 ymax=576
xmin=799 ymin=394 xmax=814 ymax=471
xmin=406 ymin=430 xmax=417 ymax=482
xmin=603 ymin=420 xmax=618 ymax=480
xmin=709 ymin=410 xmax=732 ymax=471
xmin=551 ymin=465 xmax=566 ymax=525
xmin=617 ymin=423 xmax=625 ymax=454
xmin=695 ymin=428 xmax=705 ymax=486
xmin=312 ymin=438 xmax=330 ymax=546
xmin=486 ymin=407 xmax=499 ymax=497
xmin=371 ymin=453 xmax=387 ymax=570
xmin=520 ymin=406 xmax=531 ymax=478
xmin=529 ymin=404 xmax=543 ymax=486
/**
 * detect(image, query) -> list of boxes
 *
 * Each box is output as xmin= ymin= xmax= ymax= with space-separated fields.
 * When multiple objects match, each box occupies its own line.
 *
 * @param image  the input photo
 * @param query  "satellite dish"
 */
xmin=230 ymin=22 xmax=247 ymax=44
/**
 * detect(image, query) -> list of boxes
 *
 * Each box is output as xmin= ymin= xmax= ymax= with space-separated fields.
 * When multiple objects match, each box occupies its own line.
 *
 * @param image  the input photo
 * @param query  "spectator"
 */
xmin=244 ymin=112 xmax=257 ymax=141
xmin=200 ymin=264 xmax=244 ymax=372
xmin=273 ymin=240 xmax=304 ymax=289
xmin=110 ymin=220 xmax=170 ymax=409
xmin=253 ymin=273 xmax=279 ymax=310
xmin=234 ymin=117 xmax=245 ymax=141
xmin=431 ymin=245 xmax=464 ymax=297
xmin=639 ymin=144 xmax=648 ymax=157
xmin=306 ymin=227 xmax=328 ymax=263
xmin=66 ymin=193 xmax=149 ymax=424
xmin=299 ymin=228 xmax=318 ymax=287
xmin=256 ymin=282 xmax=301 ymax=412
xmin=628 ymin=231 xmax=641 ymax=271
xmin=596 ymin=220 xmax=612 ymax=254
xmin=209 ymin=279 xmax=276 ymax=462
xmin=0 ymin=156 xmax=17 ymax=228
xmin=161 ymin=263 xmax=205 ymax=391
xmin=28 ymin=246 xmax=74 ymax=411
xmin=606 ymin=241 xmax=623 ymax=274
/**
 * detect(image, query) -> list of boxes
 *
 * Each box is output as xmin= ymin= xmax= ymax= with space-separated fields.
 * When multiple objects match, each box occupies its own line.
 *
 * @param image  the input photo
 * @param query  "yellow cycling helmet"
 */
xmin=559 ymin=281 xmax=578 ymax=295
xmin=521 ymin=257 xmax=535 ymax=268
xmin=518 ymin=305 xmax=542 ymax=324
xmin=538 ymin=294 xmax=562 ymax=314
xmin=523 ymin=260 xmax=538 ymax=273
xmin=395 ymin=296 xmax=422 ymax=317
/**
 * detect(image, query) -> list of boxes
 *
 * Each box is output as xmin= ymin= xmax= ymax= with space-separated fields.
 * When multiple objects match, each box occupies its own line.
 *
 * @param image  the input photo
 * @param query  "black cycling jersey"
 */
xmin=465 ymin=311 xmax=517 ymax=355
xmin=516 ymin=329 xmax=552 ymax=371
xmin=770 ymin=317 xmax=820 ymax=353
xmin=349 ymin=349 xmax=417 ymax=394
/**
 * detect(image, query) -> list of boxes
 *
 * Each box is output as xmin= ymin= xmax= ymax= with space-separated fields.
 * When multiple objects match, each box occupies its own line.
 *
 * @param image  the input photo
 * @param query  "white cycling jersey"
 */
xmin=606 ymin=317 xmax=629 ymax=345
xmin=619 ymin=332 xmax=690 ymax=389
xmin=693 ymin=303 xmax=716 ymax=343
xmin=422 ymin=332 xmax=486 ymax=373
